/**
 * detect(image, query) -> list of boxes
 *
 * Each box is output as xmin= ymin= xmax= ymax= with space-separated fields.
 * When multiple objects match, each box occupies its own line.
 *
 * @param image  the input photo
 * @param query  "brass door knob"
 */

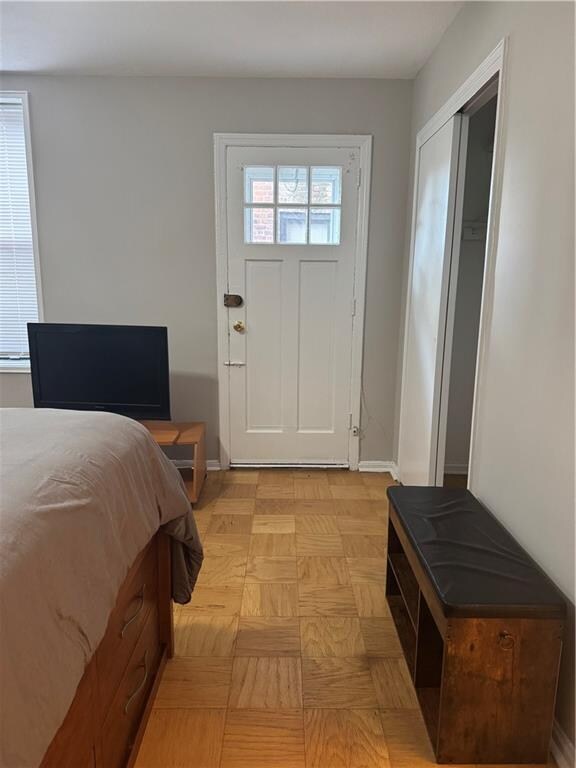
xmin=233 ymin=320 xmax=245 ymax=333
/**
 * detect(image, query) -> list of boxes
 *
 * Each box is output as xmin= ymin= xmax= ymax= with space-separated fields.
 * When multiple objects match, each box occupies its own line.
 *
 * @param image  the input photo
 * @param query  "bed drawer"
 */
xmin=96 ymin=542 xmax=158 ymax=714
xmin=102 ymin=607 xmax=161 ymax=768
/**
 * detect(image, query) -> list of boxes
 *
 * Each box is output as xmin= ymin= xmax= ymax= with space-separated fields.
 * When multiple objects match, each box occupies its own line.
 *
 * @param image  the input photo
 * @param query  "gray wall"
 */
xmin=404 ymin=0 xmax=574 ymax=742
xmin=0 ymin=76 xmax=413 ymax=462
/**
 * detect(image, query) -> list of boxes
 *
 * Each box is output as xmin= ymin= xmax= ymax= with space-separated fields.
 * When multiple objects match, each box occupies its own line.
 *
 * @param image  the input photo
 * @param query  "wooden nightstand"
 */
xmin=141 ymin=421 xmax=206 ymax=504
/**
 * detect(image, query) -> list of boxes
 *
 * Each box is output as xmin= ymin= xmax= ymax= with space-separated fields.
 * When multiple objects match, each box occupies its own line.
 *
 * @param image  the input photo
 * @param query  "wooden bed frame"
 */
xmin=40 ymin=532 xmax=173 ymax=768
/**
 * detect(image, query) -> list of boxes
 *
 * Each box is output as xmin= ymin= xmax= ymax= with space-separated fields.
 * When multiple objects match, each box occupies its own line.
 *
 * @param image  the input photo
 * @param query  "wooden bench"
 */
xmin=141 ymin=421 xmax=206 ymax=504
xmin=386 ymin=485 xmax=565 ymax=765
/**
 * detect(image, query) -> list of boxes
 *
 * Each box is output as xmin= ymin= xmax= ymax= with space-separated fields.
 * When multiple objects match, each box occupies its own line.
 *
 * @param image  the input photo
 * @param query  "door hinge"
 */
xmin=356 ymin=167 xmax=362 ymax=188
xmin=351 ymin=298 xmax=356 ymax=317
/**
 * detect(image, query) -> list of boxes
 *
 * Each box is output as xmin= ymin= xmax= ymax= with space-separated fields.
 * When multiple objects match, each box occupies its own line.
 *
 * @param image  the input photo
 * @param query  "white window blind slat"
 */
xmin=0 ymin=97 xmax=39 ymax=360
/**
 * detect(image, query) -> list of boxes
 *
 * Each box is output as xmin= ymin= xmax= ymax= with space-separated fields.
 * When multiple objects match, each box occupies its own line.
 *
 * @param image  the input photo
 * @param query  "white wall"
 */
xmin=404 ymin=0 xmax=574 ymax=740
xmin=0 ymin=75 xmax=413 ymax=462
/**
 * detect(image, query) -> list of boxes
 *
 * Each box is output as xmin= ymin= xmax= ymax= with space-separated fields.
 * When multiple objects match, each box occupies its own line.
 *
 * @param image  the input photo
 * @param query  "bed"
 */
xmin=0 ymin=408 xmax=204 ymax=768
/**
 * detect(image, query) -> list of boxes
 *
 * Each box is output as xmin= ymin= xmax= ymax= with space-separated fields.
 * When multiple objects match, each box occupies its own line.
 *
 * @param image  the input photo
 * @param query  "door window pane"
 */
xmin=245 ymin=167 xmax=274 ymax=203
xmin=309 ymin=208 xmax=341 ymax=245
xmin=245 ymin=207 xmax=274 ymax=243
xmin=311 ymin=167 xmax=342 ymax=204
xmin=277 ymin=208 xmax=308 ymax=244
xmin=278 ymin=167 xmax=308 ymax=204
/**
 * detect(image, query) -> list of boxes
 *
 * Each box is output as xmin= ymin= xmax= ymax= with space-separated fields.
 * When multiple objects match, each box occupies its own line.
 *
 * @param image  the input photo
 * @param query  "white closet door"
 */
xmin=398 ymin=115 xmax=463 ymax=485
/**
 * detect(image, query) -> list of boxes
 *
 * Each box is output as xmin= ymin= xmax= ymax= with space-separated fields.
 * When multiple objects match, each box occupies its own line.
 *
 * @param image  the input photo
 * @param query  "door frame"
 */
xmin=398 ymin=38 xmax=507 ymax=488
xmin=214 ymin=133 xmax=372 ymax=470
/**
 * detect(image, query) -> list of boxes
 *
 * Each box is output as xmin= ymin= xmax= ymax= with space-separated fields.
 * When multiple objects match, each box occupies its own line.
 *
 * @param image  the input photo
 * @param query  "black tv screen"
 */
xmin=28 ymin=323 xmax=171 ymax=420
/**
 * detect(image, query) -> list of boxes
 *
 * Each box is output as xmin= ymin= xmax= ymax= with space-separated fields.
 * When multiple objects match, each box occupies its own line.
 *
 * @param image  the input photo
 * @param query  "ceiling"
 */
xmin=0 ymin=1 xmax=462 ymax=79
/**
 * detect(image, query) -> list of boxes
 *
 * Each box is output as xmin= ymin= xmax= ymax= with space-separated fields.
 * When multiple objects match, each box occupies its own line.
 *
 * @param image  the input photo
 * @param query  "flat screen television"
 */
xmin=28 ymin=323 xmax=171 ymax=420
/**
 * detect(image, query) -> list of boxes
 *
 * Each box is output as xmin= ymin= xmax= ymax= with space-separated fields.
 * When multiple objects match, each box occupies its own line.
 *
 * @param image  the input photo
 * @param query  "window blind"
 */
xmin=0 ymin=97 xmax=39 ymax=361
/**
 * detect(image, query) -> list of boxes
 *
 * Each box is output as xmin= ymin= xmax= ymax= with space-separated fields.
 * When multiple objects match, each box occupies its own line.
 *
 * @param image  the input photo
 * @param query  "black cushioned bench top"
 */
xmin=387 ymin=486 xmax=566 ymax=619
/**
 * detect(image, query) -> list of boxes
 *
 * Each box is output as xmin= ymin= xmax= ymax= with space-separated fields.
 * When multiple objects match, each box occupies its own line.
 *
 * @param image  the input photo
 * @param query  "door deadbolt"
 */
xmin=233 ymin=320 xmax=245 ymax=333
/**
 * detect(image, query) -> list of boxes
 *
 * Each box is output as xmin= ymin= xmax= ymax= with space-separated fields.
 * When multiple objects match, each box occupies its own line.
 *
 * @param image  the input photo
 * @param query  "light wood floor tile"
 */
xmin=367 ymin=487 xmax=390 ymax=500
xmin=235 ymin=618 xmax=301 ymax=656
xmin=379 ymin=709 xmax=436 ymax=767
xmin=258 ymin=471 xmax=295 ymax=485
xmin=214 ymin=498 xmax=256 ymax=515
xmin=293 ymin=481 xmax=333 ymax=500
xmin=186 ymin=585 xmax=244 ymax=615
xmin=302 ymin=657 xmax=378 ymax=709
xmin=229 ymin=657 xmax=302 ymax=708
xmin=256 ymin=484 xmax=295 ymax=500
xmin=342 ymin=535 xmax=388 ymax=558
xmin=369 ymin=659 xmax=418 ymax=709
xmin=304 ymin=709 xmax=390 ymax=768
xmin=296 ymin=534 xmax=344 ymax=556
xmin=246 ymin=556 xmax=298 ymax=583
xmin=175 ymin=614 xmax=238 ymax=657
xmin=253 ymin=515 xmax=296 ymax=534
xmin=255 ymin=499 xmax=297 ymax=515
xmin=293 ymin=500 xmax=336 ymax=516
xmin=222 ymin=470 xmax=260 ymax=484
xmin=135 ymin=709 xmax=226 ymax=768
xmin=352 ymin=584 xmax=391 ymax=617
xmin=207 ymin=514 xmax=253 ymax=535
xmin=295 ymin=515 xmax=340 ymax=535
xmin=360 ymin=619 xmax=403 ymax=658
xmin=221 ymin=709 xmax=305 ymax=768
xmin=346 ymin=557 xmax=387 ymax=584
xmin=196 ymin=557 xmax=247 ymax=586
xmin=221 ymin=484 xmax=258 ymax=499
xmin=292 ymin=470 xmax=328 ymax=482
xmin=154 ymin=658 xmax=233 ymax=709
xmin=337 ymin=517 xmax=388 ymax=535
xmin=329 ymin=486 xmax=371 ymax=501
xmin=359 ymin=472 xmax=396 ymax=486
xmin=327 ymin=472 xmax=366 ymax=486
xmin=298 ymin=585 xmax=358 ymax=617
xmin=297 ymin=557 xmax=350 ymax=585
xmin=333 ymin=500 xmax=382 ymax=517
xmin=241 ymin=583 xmax=299 ymax=617
xmin=300 ymin=618 xmax=366 ymax=657
xmin=250 ymin=533 xmax=296 ymax=557
xmin=360 ymin=472 xmax=395 ymax=486
xmin=203 ymin=534 xmax=251 ymax=557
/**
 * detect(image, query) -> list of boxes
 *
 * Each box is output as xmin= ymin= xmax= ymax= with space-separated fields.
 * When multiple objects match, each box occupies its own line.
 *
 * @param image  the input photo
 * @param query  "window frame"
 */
xmin=0 ymin=91 xmax=43 ymax=373
xmin=243 ymin=164 xmax=343 ymax=246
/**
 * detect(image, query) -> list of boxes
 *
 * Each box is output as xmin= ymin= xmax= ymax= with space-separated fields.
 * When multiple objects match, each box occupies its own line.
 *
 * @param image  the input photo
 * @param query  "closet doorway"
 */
xmin=398 ymin=42 xmax=504 ymax=487
xmin=440 ymin=92 xmax=498 ymax=488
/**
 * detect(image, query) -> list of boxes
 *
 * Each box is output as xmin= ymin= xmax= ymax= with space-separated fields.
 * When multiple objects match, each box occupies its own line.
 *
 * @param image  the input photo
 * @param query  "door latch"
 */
xmin=224 ymin=293 xmax=243 ymax=308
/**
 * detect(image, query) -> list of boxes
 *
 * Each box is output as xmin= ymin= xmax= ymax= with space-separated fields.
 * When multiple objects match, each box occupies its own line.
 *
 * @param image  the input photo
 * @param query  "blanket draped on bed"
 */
xmin=0 ymin=408 xmax=203 ymax=768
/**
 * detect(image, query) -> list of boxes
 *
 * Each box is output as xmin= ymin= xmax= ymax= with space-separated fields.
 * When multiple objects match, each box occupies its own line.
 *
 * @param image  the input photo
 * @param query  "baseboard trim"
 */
xmin=551 ymin=720 xmax=575 ymax=768
xmin=444 ymin=463 xmax=468 ymax=475
xmin=171 ymin=459 xmax=221 ymax=471
xmin=358 ymin=461 xmax=398 ymax=480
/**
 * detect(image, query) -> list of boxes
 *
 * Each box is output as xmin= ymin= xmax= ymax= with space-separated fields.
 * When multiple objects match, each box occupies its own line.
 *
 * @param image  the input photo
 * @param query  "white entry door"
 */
xmin=219 ymin=142 xmax=367 ymax=465
xmin=398 ymin=116 xmax=463 ymax=485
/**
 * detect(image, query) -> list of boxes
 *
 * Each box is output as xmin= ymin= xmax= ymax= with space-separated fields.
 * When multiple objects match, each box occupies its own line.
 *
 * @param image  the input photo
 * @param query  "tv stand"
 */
xmin=140 ymin=421 xmax=206 ymax=504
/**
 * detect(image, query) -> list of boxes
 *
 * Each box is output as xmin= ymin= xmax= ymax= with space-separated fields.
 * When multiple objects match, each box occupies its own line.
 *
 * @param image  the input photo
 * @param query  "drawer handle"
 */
xmin=121 ymin=584 xmax=146 ymax=638
xmin=124 ymin=650 xmax=149 ymax=715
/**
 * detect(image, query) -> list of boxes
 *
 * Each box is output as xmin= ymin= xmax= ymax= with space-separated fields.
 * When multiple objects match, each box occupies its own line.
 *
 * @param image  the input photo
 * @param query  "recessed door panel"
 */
xmin=245 ymin=259 xmax=283 ymax=431
xmin=297 ymin=260 xmax=337 ymax=433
